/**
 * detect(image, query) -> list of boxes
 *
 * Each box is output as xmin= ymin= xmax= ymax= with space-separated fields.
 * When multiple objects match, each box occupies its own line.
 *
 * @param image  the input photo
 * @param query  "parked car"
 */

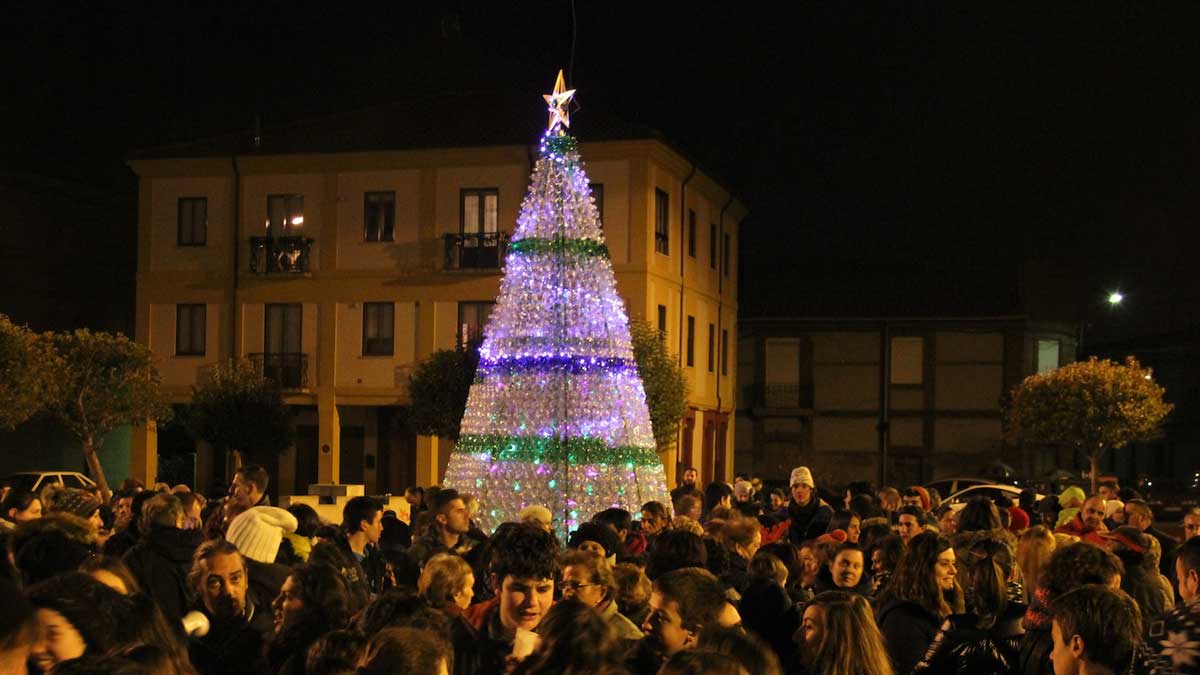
xmin=943 ymin=484 xmax=1044 ymax=513
xmin=924 ymin=477 xmax=994 ymax=500
xmin=5 ymin=471 xmax=97 ymax=494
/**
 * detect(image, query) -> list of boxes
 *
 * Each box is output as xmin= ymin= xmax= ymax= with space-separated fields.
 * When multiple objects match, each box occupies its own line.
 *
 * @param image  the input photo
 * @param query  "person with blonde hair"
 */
xmin=559 ymin=549 xmax=642 ymax=639
xmin=798 ymin=590 xmax=893 ymax=675
xmin=1016 ymin=526 xmax=1056 ymax=603
xmin=418 ymin=553 xmax=475 ymax=619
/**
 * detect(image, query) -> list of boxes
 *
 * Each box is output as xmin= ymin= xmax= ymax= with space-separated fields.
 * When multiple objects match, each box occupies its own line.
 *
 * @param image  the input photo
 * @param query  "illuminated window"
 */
xmin=1037 ymin=339 xmax=1060 ymax=374
xmin=458 ymin=302 xmax=494 ymax=347
xmin=266 ymin=194 xmax=304 ymax=236
xmin=461 ymin=189 xmax=498 ymax=236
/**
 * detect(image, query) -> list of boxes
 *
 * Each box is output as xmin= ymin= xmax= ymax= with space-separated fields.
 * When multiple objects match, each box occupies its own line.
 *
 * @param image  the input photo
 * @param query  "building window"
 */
xmin=175 ymin=304 xmax=205 ymax=356
xmin=687 ymin=210 xmax=696 ymax=258
xmin=709 ymin=223 xmax=717 ymax=269
xmin=723 ymin=232 xmax=731 ymax=277
xmin=461 ymin=189 xmax=499 ymax=236
xmin=458 ymin=301 xmax=494 ymax=346
xmin=362 ymin=302 xmax=394 ymax=356
xmin=177 ymin=197 xmax=207 ymax=246
xmin=657 ymin=305 xmax=667 ymax=336
xmin=590 ymin=183 xmax=604 ymax=229
xmin=654 ymin=189 xmax=669 ymax=255
xmin=265 ymin=304 xmax=303 ymax=354
xmin=686 ymin=316 xmax=695 ymax=367
xmin=721 ymin=329 xmax=729 ymax=375
xmin=364 ymin=191 xmax=395 ymax=242
xmin=890 ymin=336 xmax=924 ymax=385
xmin=707 ymin=323 xmax=715 ymax=372
xmin=266 ymin=194 xmax=304 ymax=236
xmin=1037 ymin=339 xmax=1060 ymax=374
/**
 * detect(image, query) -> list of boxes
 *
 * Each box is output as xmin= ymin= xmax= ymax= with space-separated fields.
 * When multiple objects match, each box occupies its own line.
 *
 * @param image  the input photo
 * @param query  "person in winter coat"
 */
xmin=122 ymin=493 xmax=203 ymax=624
xmin=558 ymin=550 xmax=643 ymax=640
xmin=1053 ymin=496 xmax=1109 ymax=547
xmin=739 ymin=552 xmax=800 ymax=667
xmin=267 ymin=563 xmax=352 ymax=675
xmin=1144 ymin=536 xmax=1200 ymax=675
xmin=875 ymin=532 xmax=964 ymax=675
xmin=224 ymin=506 xmax=299 ymax=614
xmin=762 ymin=466 xmax=834 ymax=546
xmin=718 ymin=518 xmax=762 ymax=594
xmin=186 ymin=539 xmax=273 ymax=675
xmin=913 ymin=537 xmax=1026 ymax=675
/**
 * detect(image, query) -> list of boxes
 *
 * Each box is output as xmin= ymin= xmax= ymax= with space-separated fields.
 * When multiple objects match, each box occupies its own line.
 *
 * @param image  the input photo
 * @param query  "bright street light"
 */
xmin=1108 ymin=291 xmax=1124 ymax=305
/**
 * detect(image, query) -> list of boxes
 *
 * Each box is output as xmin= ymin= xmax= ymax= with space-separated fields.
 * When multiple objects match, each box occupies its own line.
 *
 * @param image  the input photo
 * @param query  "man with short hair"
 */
xmin=896 ymin=505 xmax=925 ymax=545
xmin=187 ymin=539 xmax=271 ymax=675
xmin=763 ymin=466 xmax=834 ymax=546
xmin=408 ymin=488 xmax=481 ymax=569
xmin=629 ymin=567 xmax=727 ymax=674
xmin=901 ymin=487 xmax=926 ymax=511
xmin=670 ymin=467 xmax=701 ymax=504
xmin=1050 ymin=585 xmax=1143 ymax=675
xmin=1097 ymin=480 xmax=1120 ymax=502
xmin=1144 ymin=536 xmax=1200 ymax=674
xmin=342 ymin=495 xmax=387 ymax=597
xmin=451 ymin=523 xmax=558 ymax=675
xmin=123 ymin=492 xmax=203 ymax=623
xmin=1183 ymin=507 xmax=1200 ymax=543
xmin=205 ymin=465 xmax=271 ymax=537
xmin=1056 ymin=495 xmax=1109 ymax=546
xmin=1124 ymin=499 xmax=1179 ymax=581
xmin=594 ymin=507 xmax=647 ymax=558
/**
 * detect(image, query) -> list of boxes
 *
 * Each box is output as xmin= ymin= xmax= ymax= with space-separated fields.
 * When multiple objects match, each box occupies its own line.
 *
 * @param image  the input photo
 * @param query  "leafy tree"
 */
xmin=0 ymin=314 xmax=57 ymax=430
xmin=183 ymin=359 xmax=293 ymax=471
xmin=629 ymin=320 xmax=690 ymax=453
xmin=44 ymin=329 xmax=170 ymax=500
xmin=408 ymin=345 xmax=479 ymax=441
xmin=1004 ymin=356 xmax=1173 ymax=493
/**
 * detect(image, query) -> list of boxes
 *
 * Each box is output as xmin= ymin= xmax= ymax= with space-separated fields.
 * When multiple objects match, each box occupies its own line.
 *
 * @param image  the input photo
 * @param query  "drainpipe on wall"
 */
xmin=715 ymin=194 xmax=734 ymax=416
xmin=676 ymin=165 xmax=695 ymax=473
xmin=231 ymin=155 xmax=241 ymax=359
xmin=878 ymin=321 xmax=890 ymax=487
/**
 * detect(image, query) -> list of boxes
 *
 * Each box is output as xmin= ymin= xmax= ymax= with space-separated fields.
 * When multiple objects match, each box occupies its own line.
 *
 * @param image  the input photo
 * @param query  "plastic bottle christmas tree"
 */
xmin=442 ymin=72 xmax=671 ymax=538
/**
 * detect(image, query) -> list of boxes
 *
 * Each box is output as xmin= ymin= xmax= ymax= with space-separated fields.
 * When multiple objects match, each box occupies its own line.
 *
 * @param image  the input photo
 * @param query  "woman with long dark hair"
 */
xmin=797 ymin=591 xmax=893 ymax=675
xmin=703 ymin=482 xmax=734 ymax=522
xmin=875 ymin=532 xmax=964 ymax=674
xmin=267 ymin=563 xmax=351 ymax=675
xmin=508 ymin=599 xmax=627 ymax=675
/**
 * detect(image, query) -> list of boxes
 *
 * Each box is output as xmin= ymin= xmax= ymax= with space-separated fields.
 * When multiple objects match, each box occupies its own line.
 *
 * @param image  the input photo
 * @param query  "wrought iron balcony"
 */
xmin=248 ymin=352 xmax=309 ymax=389
xmin=249 ymin=235 xmax=314 ymax=274
xmin=444 ymin=232 xmax=509 ymax=270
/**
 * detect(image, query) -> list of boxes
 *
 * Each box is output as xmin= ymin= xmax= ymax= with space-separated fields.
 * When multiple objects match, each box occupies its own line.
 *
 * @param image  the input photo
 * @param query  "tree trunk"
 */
xmin=1089 ymin=453 xmax=1101 ymax=495
xmin=83 ymin=435 xmax=112 ymax=502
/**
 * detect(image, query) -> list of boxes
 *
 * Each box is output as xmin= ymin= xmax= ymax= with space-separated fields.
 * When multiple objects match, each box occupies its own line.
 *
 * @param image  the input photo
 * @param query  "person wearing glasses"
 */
xmin=559 ymin=549 xmax=643 ymax=639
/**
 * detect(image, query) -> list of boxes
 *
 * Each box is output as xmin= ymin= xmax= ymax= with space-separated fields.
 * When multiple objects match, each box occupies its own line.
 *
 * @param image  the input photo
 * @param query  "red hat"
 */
xmin=817 ymin=530 xmax=848 ymax=544
xmin=912 ymin=486 xmax=932 ymax=512
xmin=1008 ymin=506 xmax=1030 ymax=532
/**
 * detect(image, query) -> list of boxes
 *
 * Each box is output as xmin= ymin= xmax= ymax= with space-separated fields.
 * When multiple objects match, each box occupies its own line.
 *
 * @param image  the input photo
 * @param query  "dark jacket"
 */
xmin=187 ymin=601 xmax=270 ymax=675
xmin=1018 ymin=588 xmax=1054 ymax=675
xmin=245 ymin=558 xmax=291 ymax=612
xmin=877 ymin=598 xmax=944 ymax=675
xmin=451 ymin=597 xmax=513 ymax=675
xmin=1143 ymin=597 xmax=1200 ymax=675
xmin=122 ymin=524 xmax=203 ymax=623
xmin=740 ymin=577 xmax=801 ymax=666
xmin=913 ymin=601 xmax=1027 ymax=675
xmin=762 ymin=498 xmax=834 ymax=546
xmin=1146 ymin=525 xmax=1179 ymax=581
xmin=103 ymin=523 xmax=141 ymax=557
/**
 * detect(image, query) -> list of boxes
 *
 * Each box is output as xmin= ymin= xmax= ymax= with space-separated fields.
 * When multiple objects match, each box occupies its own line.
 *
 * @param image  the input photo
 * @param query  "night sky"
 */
xmin=5 ymin=3 xmax=1199 ymax=339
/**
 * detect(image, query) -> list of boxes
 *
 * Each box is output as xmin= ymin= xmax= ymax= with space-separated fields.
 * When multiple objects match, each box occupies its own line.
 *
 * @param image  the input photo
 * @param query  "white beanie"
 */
xmin=226 ymin=506 xmax=298 ymax=563
xmin=518 ymin=505 xmax=553 ymax=529
xmin=790 ymin=466 xmax=815 ymax=489
xmin=733 ymin=480 xmax=754 ymax=499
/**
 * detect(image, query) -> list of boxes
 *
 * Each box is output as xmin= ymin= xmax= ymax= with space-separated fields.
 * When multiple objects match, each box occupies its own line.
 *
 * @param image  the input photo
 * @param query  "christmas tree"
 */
xmin=442 ymin=72 xmax=672 ymax=538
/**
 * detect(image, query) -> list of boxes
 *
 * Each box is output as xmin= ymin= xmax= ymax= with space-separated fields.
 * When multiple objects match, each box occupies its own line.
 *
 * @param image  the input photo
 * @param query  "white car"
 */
xmin=5 ymin=471 xmax=97 ymax=494
xmin=943 ymin=484 xmax=1043 ymax=512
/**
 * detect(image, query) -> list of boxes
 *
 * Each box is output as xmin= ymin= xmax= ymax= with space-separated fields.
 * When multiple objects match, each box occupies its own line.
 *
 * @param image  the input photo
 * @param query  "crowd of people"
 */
xmin=0 ymin=463 xmax=1198 ymax=675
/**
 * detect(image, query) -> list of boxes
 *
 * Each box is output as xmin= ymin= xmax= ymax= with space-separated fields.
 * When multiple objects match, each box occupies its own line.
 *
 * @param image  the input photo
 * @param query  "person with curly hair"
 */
xmin=267 ymin=563 xmax=351 ymax=675
xmin=875 ymin=532 xmax=964 ymax=674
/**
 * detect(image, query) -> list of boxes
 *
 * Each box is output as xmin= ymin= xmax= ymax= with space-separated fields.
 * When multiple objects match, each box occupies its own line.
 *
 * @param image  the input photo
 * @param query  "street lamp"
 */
xmin=1079 ymin=290 xmax=1125 ymax=359
xmin=1108 ymin=291 xmax=1124 ymax=306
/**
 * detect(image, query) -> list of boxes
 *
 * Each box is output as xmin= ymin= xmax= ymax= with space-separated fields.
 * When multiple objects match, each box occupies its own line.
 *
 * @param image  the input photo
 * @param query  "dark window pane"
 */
xmin=654 ymin=190 xmax=669 ymax=255
xmin=364 ymin=191 xmax=396 ymax=242
xmin=686 ymin=316 xmax=695 ymax=367
xmin=687 ymin=210 xmax=696 ymax=257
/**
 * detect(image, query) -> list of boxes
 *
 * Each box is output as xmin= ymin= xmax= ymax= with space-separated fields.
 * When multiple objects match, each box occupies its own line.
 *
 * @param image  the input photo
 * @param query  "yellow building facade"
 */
xmin=128 ymin=116 xmax=745 ymax=497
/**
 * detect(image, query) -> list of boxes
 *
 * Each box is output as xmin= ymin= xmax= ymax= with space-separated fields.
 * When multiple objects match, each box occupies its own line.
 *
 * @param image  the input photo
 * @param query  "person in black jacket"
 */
xmin=267 ymin=563 xmax=352 ymax=675
xmin=122 ymin=493 xmax=202 ymax=624
xmin=761 ymin=467 xmax=834 ymax=547
xmin=186 ymin=539 xmax=273 ymax=675
xmin=876 ymin=532 xmax=965 ymax=675
xmin=914 ymin=537 xmax=1026 ymax=675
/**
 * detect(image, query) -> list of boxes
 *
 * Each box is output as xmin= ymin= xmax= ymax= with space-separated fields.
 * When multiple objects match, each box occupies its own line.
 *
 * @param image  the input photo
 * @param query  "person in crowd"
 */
xmin=629 ymin=567 xmax=728 ymax=674
xmin=1096 ymin=480 xmax=1120 ymax=502
xmin=112 ymin=487 xmax=136 ymax=530
xmin=340 ymin=495 xmax=387 ymax=597
xmin=719 ymin=518 xmax=762 ymax=593
xmin=559 ymin=549 xmax=643 ymax=639
xmin=186 ymin=539 xmax=272 ymax=675
xmin=122 ymin=492 xmax=202 ymax=623
xmin=897 ymin=505 xmax=926 ymax=544
xmin=814 ymin=543 xmax=871 ymax=596
xmin=876 ymin=532 xmax=964 ymax=674
xmin=518 ymin=504 xmax=554 ymax=533
xmin=409 ymin=488 xmax=483 ymax=568
xmin=646 ymin=529 xmax=708 ymax=581
xmin=281 ymin=503 xmax=321 ymax=564
xmin=739 ymin=552 xmax=799 ymax=665
xmin=508 ymin=599 xmax=628 ymax=675
xmin=43 ymin=485 xmax=104 ymax=533
xmin=267 ymin=563 xmax=352 ymax=675
xmin=1140 ymin=534 xmax=1175 ymax=613
xmin=640 ymin=500 xmax=672 ymax=549
xmin=878 ymin=488 xmax=902 ymax=521
xmin=1145 ymin=535 xmax=1200 ymax=674
xmin=1016 ymin=526 xmax=1056 ymax=604
xmin=703 ymin=481 xmax=734 ymax=521
xmin=358 ymin=626 xmax=453 ymax=675
xmin=404 ymin=486 xmax=425 ymax=513
xmin=355 ymin=588 xmax=450 ymax=637
xmin=614 ymin=561 xmax=654 ymax=628
xmin=451 ymin=523 xmax=558 ymax=675
xmin=791 ymin=542 xmax=820 ymax=596
xmin=1124 ymin=499 xmax=1179 ymax=582
xmin=1008 ymin=504 xmax=1031 ymax=533
xmin=568 ymin=520 xmax=624 ymax=564
xmin=733 ymin=480 xmax=755 ymax=504
xmin=1103 ymin=499 xmax=1125 ymax=530
xmin=1035 ymin=496 xmax=1061 ymax=531
xmin=1049 ymin=585 xmax=1143 ymax=675
xmin=935 ymin=505 xmax=957 ymax=535
xmin=913 ymin=537 xmax=1026 ymax=674
xmin=11 ymin=512 xmax=98 ymax=586
xmin=1183 ymin=507 xmax=1200 ymax=543
xmin=0 ymin=488 xmax=42 ymax=530
xmin=827 ymin=509 xmax=862 ymax=544
xmin=1109 ymin=526 xmax=1171 ymax=622
xmin=955 ymin=497 xmax=1001 ymax=534
xmin=901 ymin=486 xmax=930 ymax=513
xmin=225 ymin=506 xmax=298 ymax=606
xmin=766 ymin=488 xmax=787 ymax=515
xmin=206 ymin=465 xmax=271 ymax=538
xmin=26 ymin=572 xmax=139 ymax=673
xmin=419 ymin=552 xmax=475 ymax=620
xmin=658 ymin=649 xmax=750 ymax=675
xmin=80 ymin=554 xmax=141 ymax=594
xmin=763 ymin=467 xmax=834 ymax=546
xmin=676 ymin=495 xmax=704 ymax=523
xmin=672 ymin=467 xmax=702 ymax=504
xmin=673 ymin=514 xmax=705 ymax=535
xmin=796 ymin=590 xmax=894 ymax=675
xmin=699 ymin=624 xmax=783 ymax=675
xmin=1018 ymin=542 xmax=1123 ymax=675
xmin=1054 ymin=496 xmax=1108 ymax=546
xmin=845 ymin=481 xmax=876 ymax=509
xmin=594 ymin=507 xmax=648 ymax=558
xmin=460 ymin=494 xmax=488 ymax=544
xmin=1056 ymin=487 xmax=1087 ymax=524
xmin=868 ymin=535 xmax=904 ymax=596
xmin=0 ymin=576 xmax=38 ymax=674
xmin=302 ymin=628 xmax=364 ymax=675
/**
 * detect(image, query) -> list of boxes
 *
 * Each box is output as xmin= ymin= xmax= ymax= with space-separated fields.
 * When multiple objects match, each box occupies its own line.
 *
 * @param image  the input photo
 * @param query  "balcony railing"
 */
xmin=248 ymin=352 xmax=309 ymax=389
xmin=444 ymin=232 xmax=509 ymax=270
xmin=249 ymin=236 xmax=314 ymax=274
